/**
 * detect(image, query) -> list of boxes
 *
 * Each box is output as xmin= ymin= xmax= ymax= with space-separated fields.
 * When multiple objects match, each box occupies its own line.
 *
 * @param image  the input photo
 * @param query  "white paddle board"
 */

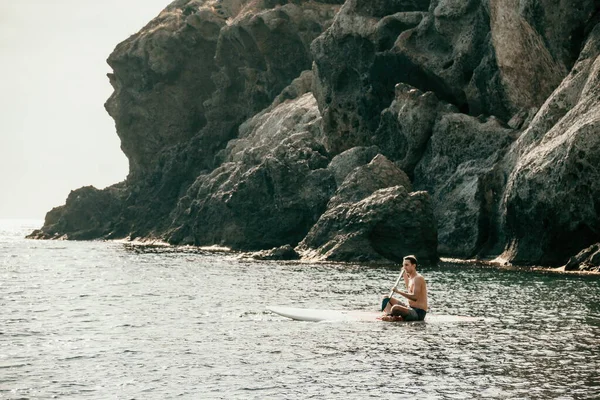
xmin=267 ymin=306 xmax=481 ymax=323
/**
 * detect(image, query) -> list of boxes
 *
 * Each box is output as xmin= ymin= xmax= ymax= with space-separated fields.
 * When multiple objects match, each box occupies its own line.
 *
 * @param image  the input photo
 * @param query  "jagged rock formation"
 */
xmin=30 ymin=0 xmax=600 ymax=267
xmin=309 ymin=0 xmax=599 ymax=265
xmin=299 ymin=154 xmax=436 ymax=263
xmin=101 ymin=0 xmax=341 ymax=240
xmin=166 ymin=88 xmax=337 ymax=249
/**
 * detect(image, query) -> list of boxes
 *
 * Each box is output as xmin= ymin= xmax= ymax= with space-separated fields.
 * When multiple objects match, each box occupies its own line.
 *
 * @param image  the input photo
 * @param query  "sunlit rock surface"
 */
xmin=327 ymin=154 xmax=412 ymax=209
xmin=501 ymin=24 xmax=600 ymax=266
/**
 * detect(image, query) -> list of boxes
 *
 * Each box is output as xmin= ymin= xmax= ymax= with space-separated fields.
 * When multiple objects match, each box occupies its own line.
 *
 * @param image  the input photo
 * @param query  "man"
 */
xmin=382 ymin=255 xmax=428 ymax=322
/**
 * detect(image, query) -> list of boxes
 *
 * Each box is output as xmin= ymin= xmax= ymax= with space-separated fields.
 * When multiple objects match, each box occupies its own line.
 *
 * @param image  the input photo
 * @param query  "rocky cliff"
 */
xmin=29 ymin=0 xmax=600 ymax=270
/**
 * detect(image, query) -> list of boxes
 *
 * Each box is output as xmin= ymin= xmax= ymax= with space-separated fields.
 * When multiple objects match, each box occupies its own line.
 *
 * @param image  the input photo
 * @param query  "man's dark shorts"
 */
xmin=404 ymin=307 xmax=427 ymax=321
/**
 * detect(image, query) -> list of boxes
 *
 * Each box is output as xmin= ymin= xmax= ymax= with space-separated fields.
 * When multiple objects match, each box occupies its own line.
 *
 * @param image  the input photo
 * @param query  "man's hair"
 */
xmin=403 ymin=255 xmax=417 ymax=266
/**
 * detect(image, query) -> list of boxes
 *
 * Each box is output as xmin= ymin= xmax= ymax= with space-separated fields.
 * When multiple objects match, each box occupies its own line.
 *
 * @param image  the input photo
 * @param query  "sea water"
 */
xmin=1 ymin=220 xmax=599 ymax=399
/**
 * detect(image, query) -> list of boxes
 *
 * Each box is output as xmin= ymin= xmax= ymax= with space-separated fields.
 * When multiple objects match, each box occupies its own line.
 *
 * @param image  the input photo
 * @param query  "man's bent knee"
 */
xmin=390 ymin=305 xmax=404 ymax=316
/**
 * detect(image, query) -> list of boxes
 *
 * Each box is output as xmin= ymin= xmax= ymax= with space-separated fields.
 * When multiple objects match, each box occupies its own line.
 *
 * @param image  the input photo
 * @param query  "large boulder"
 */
xmin=298 ymin=186 xmax=438 ymax=263
xmin=327 ymin=145 xmax=380 ymax=185
xmin=297 ymin=150 xmax=425 ymax=264
xmin=327 ymin=154 xmax=412 ymax=208
xmin=500 ymin=24 xmax=600 ymax=266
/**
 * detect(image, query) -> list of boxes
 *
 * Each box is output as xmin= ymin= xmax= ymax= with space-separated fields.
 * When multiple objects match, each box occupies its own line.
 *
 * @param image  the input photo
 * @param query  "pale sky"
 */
xmin=0 ymin=0 xmax=170 ymax=219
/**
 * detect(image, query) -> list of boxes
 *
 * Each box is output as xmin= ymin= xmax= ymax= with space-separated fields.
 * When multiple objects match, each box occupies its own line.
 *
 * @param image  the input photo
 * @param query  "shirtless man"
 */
xmin=382 ymin=255 xmax=428 ymax=321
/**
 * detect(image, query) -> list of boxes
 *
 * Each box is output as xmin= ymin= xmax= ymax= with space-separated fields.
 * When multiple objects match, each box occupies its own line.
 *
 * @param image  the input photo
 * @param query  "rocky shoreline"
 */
xmin=29 ymin=0 xmax=600 ymax=272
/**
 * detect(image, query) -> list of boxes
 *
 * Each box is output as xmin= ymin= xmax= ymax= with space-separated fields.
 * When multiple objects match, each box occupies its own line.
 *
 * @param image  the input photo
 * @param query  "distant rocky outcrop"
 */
xmin=30 ymin=0 xmax=600 ymax=268
xmin=27 ymin=185 xmax=126 ymax=240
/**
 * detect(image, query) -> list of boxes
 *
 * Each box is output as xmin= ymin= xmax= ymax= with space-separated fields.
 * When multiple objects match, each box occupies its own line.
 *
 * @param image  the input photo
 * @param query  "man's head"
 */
xmin=402 ymin=255 xmax=418 ymax=274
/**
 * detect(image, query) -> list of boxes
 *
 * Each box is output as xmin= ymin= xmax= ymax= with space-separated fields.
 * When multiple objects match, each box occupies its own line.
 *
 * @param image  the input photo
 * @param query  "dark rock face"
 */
xmin=201 ymin=1 xmax=340 ymax=160
xmin=564 ymin=243 xmax=600 ymax=272
xmin=374 ymin=84 xmax=451 ymax=177
xmin=166 ymin=91 xmax=336 ymax=250
xmin=310 ymin=0 xmax=599 ymax=263
xmin=312 ymin=0 xmax=596 ymax=149
xmin=371 ymin=80 xmax=515 ymax=258
xmin=311 ymin=0 xmax=429 ymax=155
xmin=105 ymin=4 xmax=222 ymax=177
xmin=27 ymin=185 xmax=126 ymax=240
xmin=298 ymin=186 xmax=437 ymax=263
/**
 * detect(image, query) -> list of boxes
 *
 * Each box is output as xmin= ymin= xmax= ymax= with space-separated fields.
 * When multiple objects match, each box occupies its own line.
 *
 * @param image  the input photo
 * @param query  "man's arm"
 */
xmin=394 ymin=276 xmax=423 ymax=302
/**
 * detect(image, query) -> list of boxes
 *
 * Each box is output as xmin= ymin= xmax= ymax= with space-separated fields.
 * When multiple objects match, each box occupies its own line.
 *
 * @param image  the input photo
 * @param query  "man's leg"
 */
xmin=391 ymin=305 xmax=419 ymax=321
xmin=381 ymin=296 xmax=401 ymax=314
xmin=381 ymin=298 xmax=406 ymax=321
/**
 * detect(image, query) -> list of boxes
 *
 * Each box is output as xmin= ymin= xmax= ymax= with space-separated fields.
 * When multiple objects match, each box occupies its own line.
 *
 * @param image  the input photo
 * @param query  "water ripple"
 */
xmin=1 ymin=221 xmax=599 ymax=399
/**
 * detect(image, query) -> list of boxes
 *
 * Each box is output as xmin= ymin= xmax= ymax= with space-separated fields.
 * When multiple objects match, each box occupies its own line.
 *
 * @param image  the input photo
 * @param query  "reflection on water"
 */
xmin=1 ymin=221 xmax=599 ymax=399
